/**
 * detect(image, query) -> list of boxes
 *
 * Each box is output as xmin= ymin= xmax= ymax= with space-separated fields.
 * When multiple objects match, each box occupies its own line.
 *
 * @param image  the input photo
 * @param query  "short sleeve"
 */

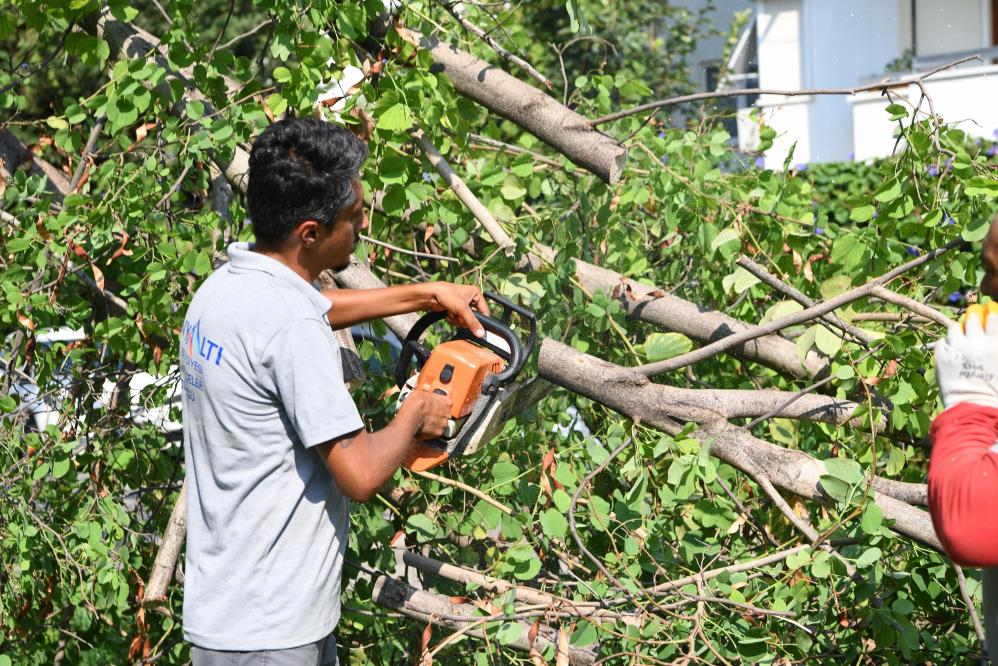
xmin=260 ymin=319 xmax=365 ymax=448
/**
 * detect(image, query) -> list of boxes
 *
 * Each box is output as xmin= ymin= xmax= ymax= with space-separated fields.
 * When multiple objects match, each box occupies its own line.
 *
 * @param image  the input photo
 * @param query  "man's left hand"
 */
xmin=427 ymin=283 xmax=490 ymax=337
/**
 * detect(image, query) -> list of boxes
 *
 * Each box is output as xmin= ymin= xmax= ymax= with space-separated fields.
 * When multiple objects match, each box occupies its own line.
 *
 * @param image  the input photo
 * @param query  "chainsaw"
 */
xmin=395 ymin=291 xmax=537 ymax=472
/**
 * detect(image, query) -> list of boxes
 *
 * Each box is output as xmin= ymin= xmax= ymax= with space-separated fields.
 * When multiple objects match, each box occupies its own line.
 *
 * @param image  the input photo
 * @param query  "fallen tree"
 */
xmin=1 ymin=2 xmax=991 ymax=663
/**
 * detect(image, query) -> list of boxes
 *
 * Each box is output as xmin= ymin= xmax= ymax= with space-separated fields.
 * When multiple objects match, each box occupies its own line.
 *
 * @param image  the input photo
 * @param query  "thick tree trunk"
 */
xmin=402 ymin=28 xmax=627 ymax=185
xmin=537 ymin=338 xmax=941 ymax=550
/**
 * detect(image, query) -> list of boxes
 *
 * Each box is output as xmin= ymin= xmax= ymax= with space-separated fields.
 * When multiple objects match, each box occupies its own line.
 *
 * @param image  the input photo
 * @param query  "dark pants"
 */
xmin=191 ymin=633 xmax=338 ymax=666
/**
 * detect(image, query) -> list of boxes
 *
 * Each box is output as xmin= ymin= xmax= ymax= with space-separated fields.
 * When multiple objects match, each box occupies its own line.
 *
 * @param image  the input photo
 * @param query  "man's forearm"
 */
xmin=322 ymin=284 xmax=437 ymax=329
xmin=318 ymin=406 xmax=423 ymax=502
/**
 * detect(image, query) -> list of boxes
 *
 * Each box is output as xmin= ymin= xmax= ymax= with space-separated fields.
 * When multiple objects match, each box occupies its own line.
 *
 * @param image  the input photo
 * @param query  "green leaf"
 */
xmin=52 ymin=456 xmax=71 ymax=479
xmin=376 ymin=103 xmax=413 ymax=132
xmin=273 ymin=66 xmax=293 ymax=83
xmin=193 ymin=252 xmax=212 ymax=276
xmin=709 ymin=226 xmax=740 ymax=255
xmin=495 ymin=622 xmax=523 ymax=645
xmin=500 ymin=176 xmax=526 ymax=201
xmin=186 ymin=100 xmax=205 ymax=121
xmin=819 ymin=275 xmax=852 ymax=299
xmin=885 ymin=103 xmax=908 ymax=121
xmin=861 ymin=502 xmax=883 ymax=534
xmin=721 ymin=266 xmax=760 ymax=295
xmin=761 ymin=300 xmax=803 ymax=324
xmin=873 ymin=179 xmax=902 ymax=203
xmin=819 ymin=475 xmax=851 ymax=503
xmin=46 ymin=115 xmax=68 ymax=130
xmin=810 ymin=551 xmax=831 ymax=578
xmin=570 ymin=620 xmax=599 ymax=647
xmin=406 ymin=513 xmax=437 ymax=542
xmin=962 ymin=214 xmax=991 ymax=242
xmin=965 ymin=176 xmax=998 ymax=197
xmin=491 ymin=460 xmax=519 ymax=484
xmin=814 ymin=325 xmax=843 ymax=357
xmin=644 ymin=332 xmax=693 ymax=361
xmin=823 ymin=458 xmax=863 ymax=485
xmin=265 ymin=94 xmax=287 ymax=117
xmin=0 ymin=395 xmax=16 ymax=412
xmin=539 ymin=508 xmax=568 ymax=539
xmin=856 ymin=547 xmax=882 ymax=568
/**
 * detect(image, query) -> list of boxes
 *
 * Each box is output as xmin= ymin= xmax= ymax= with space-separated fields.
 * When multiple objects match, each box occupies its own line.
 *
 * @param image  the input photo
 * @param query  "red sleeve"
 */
xmin=928 ymin=402 xmax=998 ymax=566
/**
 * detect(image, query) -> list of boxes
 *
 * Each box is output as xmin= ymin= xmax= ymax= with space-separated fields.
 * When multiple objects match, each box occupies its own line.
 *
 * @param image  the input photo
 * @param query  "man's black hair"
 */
xmin=247 ymin=118 xmax=368 ymax=244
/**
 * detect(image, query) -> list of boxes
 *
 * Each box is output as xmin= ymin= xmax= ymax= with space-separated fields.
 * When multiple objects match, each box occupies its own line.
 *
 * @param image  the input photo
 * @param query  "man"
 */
xmin=929 ymin=215 xmax=998 ymax=655
xmin=180 ymin=117 xmax=489 ymax=664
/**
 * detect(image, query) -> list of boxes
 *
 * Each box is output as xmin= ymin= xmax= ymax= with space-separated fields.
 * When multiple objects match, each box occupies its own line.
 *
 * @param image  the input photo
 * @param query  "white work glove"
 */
xmin=935 ymin=312 xmax=998 ymax=410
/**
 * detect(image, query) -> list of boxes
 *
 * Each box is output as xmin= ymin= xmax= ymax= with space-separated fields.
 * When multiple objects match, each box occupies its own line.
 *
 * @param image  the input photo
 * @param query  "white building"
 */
xmin=740 ymin=0 xmax=998 ymax=165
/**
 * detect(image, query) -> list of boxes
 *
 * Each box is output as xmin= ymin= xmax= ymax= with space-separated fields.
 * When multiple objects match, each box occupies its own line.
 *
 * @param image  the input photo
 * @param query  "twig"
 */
xmin=69 ymin=114 xmax=106 ymax=192
xmin=592 ymin=55 xmax=982 ymax=126
xmin=467 ymin=133 xmax=567 ymax=170
xmin=568 ymin=438 xmax=634 ymax=594
xmin=869 ymin=285 xmax=955 ymax=327
xmin=955 ymin=564 xmax=989 ymax=657
xmin=736 ymin=255 xmax=874 ymax=345
xmin=360 ymin=234 xmax=459 ymax=263
xmin=631 ymin=238 xmax=964 ymax=377
xmin=645 ymin=540 xmax=854 ymax=596
xmin=218 ymin=18 xmax=274 ymax=52
xmin=411 ymin=129 xmax=515 ymax=252
xmin=154 ymin=164 xmax=192 ymax=210
xmin=413 ymin=469 xmax=513 ymax=515
xmin=438 ymin=1 xmax=553 ymax=89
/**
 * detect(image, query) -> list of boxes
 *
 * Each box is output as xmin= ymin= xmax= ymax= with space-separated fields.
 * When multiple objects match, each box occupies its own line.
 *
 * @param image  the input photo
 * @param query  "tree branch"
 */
xmin=537 ymin=339 xmax=942 ymax=550
xmin=411 ymin=128 xmax=515 ymax=251
xmin=438 ymin=1 xmax=553 ymax=89
xmin=592 ymin=55 xmax=982 ymax=126
xmin=399 ymin=26 xmax=627 ymax=184
xmin=372 ymin=576 xmax=597 ymax=665
xmin=632 ymin=238 xmax=964 ymax=377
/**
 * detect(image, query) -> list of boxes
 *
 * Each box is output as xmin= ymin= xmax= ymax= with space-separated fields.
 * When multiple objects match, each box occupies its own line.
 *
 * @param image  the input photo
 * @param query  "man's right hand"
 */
xmin=401 ymin=386 xmax=453 ymax=439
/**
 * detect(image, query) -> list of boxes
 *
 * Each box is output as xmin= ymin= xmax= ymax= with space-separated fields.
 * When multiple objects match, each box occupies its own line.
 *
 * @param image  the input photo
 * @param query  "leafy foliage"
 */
xmin=2 ymin=1 xmax=998 ymax=664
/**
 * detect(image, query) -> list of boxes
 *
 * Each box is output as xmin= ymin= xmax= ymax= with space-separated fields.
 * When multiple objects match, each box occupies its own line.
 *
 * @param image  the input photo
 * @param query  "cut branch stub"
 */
xmin=401 ymin=27 xmax=627 ymax=184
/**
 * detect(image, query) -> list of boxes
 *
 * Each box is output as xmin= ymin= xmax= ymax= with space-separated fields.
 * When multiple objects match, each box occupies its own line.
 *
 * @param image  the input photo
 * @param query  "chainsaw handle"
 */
xmin=394 ymin=292 xmax=536 ymax=389
xmin=481 ymin=291 xmax=537 ymax=365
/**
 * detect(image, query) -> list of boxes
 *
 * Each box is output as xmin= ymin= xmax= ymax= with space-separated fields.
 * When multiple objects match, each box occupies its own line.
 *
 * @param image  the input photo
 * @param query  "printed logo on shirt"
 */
xmin=182 ymin=319 xmax=224 ymax=366
xmin=180 ymin=319 xmax=224 ymax=403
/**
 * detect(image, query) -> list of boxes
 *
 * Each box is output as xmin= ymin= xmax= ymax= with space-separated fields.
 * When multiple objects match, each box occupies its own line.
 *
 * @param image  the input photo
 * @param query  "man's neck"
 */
xmin=252 ymin=243 xmax=317 ymax=283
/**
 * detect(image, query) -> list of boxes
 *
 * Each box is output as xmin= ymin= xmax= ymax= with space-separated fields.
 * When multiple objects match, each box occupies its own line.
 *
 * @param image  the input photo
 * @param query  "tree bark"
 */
xmin=537 ymin=338 xmax=941 ymax=550
xmin=522 ymin=246 xmax=829 ymax=379
xmin=401 ymin=28 xmax=627 ymax=184
xmin=0 ymin=129 xmax=71 ymax=198
xmin=372 ymin=575 xmax=597 ymax=665
xmin=143 ymin=481 xmax=187 ymax=608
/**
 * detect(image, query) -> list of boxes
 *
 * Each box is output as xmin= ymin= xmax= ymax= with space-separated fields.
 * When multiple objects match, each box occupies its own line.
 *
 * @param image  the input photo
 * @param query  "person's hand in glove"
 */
xmin=935 ymin=311 xmax=998 ymax=410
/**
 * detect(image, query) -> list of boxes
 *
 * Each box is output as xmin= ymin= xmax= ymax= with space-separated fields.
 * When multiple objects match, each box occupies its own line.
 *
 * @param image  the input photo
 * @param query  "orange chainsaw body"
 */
xmin=403 ymin=339 xmax=505 ymax=472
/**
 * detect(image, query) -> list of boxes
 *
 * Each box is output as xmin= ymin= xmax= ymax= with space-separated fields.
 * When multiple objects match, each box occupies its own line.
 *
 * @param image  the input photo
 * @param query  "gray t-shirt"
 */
xmin=180 ymin=242 xmax=364 ymax=650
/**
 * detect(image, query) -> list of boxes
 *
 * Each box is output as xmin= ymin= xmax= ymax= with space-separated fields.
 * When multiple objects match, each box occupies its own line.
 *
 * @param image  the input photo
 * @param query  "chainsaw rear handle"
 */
xmin=394 ymin=291 xmax=536 ymax=390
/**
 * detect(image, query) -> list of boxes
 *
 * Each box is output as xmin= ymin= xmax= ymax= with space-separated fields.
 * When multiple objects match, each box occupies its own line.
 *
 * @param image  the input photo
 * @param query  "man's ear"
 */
xmin=296 ymin=220 xmax=321 ymax=247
